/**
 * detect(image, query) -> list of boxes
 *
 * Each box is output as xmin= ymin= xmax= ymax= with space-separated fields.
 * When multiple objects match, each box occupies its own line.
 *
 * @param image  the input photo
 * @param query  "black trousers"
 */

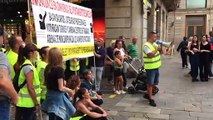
xmin=180 ymin=51 xmax=188 ymax=68
xmin=15 ymin=106 xmax=36 ymax=120
xmin=48 ymin=113 xmax=63 ymax=120
xmin=200 ymin=55 xmax=210 ymax=80
xmin=80 ymin=108 xmax=107 ymax=120
xmin=190 ymin=54 xmax=199 ymax=79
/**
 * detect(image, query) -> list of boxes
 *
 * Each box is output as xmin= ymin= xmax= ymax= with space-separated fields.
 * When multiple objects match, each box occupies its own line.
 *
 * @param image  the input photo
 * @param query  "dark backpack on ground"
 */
xmin=13 ymin=64 xmax=31 ymax=92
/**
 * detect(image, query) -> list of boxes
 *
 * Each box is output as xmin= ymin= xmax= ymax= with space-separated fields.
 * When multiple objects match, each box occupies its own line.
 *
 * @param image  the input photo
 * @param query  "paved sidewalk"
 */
xmin=101 ymin=54 xmax=213 ymax=120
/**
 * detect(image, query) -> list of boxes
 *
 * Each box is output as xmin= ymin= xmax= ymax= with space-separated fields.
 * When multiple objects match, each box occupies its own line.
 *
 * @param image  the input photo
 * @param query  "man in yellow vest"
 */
xmin=143 ymin=32 xmax=162 ymax=107
xmin=6 ymin=35 xmax=24 ymax=79
xmin=37 ymin=46 xmax=49 ymax=102
xmin=65 ymin=58 xmax=80 ymax=80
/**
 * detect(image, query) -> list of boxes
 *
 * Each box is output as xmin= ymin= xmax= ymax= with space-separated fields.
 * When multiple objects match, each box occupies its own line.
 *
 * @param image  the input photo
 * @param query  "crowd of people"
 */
xmin=177 ymin=32 xmax=213 ymax=82
xmin=0 ymin=24 xmax=141 ymax=120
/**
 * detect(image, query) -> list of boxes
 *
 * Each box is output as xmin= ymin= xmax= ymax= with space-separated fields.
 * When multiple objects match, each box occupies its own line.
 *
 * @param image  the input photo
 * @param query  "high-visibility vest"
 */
xmin=143 ymin=42 xmax=161 ymax=70
xmin=70 ymin=59 xmax=80 ymax=71
xmin=36 ymin=61 xmax=47 ymax=100
xmin=85 ymin=58 xmax=89 ymax=66
xmin=16 ymin=59 xmax=41 ymax=108
xmin=6 ymin=49 xmax=18 ymax=79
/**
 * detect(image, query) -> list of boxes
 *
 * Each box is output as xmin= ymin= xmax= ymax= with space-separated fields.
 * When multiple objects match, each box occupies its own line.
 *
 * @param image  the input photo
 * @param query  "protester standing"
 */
xmin=6 ymin=35 xmax=24 ymax=79
xmin=143 ymin=32 xmax=162 ymax=107
xmin=14 ymin=43 xmax=41 ymax=120
xmin=42 ymin=47 xmax=76 ymax=120
xmin=37 ymin=46 xmax=49 ymax=103
xmin=0 ymin=25 xmax=18 ymax=120
xmin=91 ymin=38 xmax=105 ymax=92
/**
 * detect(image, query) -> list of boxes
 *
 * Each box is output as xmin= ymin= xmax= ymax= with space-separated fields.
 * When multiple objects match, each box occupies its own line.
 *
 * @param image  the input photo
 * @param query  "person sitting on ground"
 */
xmin=73 ymin=88 xmax=108 ymax=120
xmin=80 ymin=69 xmax=103 ymax=106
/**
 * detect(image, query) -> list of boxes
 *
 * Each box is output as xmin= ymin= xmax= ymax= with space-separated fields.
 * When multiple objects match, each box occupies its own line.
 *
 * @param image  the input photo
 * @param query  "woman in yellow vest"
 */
xmin=14 ymin=43 xmax=41 ymax=120
xmin=37 ymin=46 xmax=49 ymax=103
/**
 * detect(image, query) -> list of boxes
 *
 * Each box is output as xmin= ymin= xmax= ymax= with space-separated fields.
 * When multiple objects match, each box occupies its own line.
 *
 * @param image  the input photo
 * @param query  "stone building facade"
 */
xmin=105 ymin=0 xmax=178 ymax=58
xmin=168 ymin=0 xmax=213 ymax=45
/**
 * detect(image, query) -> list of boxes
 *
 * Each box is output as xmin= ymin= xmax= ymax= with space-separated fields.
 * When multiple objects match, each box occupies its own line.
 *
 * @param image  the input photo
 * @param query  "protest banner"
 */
xmin=31 ymin=0 xmax=94 ymax=59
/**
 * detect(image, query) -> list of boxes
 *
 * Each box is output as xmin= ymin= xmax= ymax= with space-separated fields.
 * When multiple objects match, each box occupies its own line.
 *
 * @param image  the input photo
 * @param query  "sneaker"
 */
xmin=115 ymin=90 xmax=121 ymax=95
xmin=208 ymin=76 xmax=213 ymax=79
xmin=143 ymin=94 xmax=150 ymax=99
xmin=120 ymin=90 xmax=126 ymax=94
xmin=149 ymin=99 xmax=156 ymax=107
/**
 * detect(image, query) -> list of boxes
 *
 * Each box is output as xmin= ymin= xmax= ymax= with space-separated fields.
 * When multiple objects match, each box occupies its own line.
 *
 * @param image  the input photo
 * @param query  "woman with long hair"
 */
xmin=14 ymin=43 xmax=40 ymax=120
xmin=74 ymin=88 xmax=108 ymax=120
xmin=199 ymin=35 xmax=211 ymax=81
xmin=114 ymin=39 xmax=129 ymax=89
xmin=41 ymin=47 xmax=76 ymax=120
xmin=188 ymin=35 xmax=200 ymax=82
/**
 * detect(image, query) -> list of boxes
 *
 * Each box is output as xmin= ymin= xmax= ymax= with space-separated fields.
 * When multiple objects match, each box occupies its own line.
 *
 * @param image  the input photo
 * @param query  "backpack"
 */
xmin=13 ymin=64 xmax=31 ymax=92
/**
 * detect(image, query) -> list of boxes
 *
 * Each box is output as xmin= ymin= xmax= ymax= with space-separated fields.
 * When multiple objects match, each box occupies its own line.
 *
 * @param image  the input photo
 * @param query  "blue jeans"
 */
xmin=146 ymin=68 xmax=159 ymax=85
xmin=0 ymin=98 xmax=10 ymax=120
xmin=91 ymin=67 xmax=104 ymax=91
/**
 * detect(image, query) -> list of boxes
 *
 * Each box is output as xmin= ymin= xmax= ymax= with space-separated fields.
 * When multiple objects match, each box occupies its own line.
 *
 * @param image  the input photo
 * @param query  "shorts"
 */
xmin=114 ymin=68 xmax=123 ymax=77
xmin=146 ymin=68 xmax=159 ymax=85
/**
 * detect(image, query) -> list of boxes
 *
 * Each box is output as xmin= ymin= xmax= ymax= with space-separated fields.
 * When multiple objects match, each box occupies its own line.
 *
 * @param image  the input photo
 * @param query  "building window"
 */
xmin=187 ymin=0 xmax=206 ymax=8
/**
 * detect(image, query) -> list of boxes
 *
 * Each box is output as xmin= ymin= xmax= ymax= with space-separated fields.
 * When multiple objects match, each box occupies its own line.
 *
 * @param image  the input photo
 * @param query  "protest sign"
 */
xmin=31 ymin=0 xmax=94 ymax=59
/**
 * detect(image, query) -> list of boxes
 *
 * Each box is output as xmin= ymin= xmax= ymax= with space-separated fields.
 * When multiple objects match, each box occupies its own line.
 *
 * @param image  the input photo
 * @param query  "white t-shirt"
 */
xmin=143 ymin=42 xmax=157 ymax=54
xmin=114 ymin=48 xmax=125 ymax=58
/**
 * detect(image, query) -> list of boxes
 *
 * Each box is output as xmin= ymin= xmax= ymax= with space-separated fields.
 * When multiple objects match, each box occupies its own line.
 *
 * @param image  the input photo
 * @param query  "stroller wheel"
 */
xmin=128 ymin=86 xmax=135 ymax=94
xmin=152 ymin=86 xmax=159 ymax=95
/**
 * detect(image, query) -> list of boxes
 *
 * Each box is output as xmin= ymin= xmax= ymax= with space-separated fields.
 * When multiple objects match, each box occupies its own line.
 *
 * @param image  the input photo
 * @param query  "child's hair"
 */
xmin=67 ymin=75 xmax=81 ymax=90
xmin=38 ymin=46 xmax=49 ymax=60
xmin=114 ymin=50 xmax=120 ymax=56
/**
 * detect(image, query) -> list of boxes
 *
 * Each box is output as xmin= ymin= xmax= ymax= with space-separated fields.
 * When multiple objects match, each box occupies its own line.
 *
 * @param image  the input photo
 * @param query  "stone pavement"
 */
xmin=101 ymin=54 xmax=213 ymax=120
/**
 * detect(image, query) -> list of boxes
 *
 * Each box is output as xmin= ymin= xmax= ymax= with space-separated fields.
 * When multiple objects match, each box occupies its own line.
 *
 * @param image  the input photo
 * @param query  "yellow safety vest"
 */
xmin=143 ymin=42 xmax=162 ymax=70
xmin=85 ymin=58 xmax=89 ymax=66
xmin=70 ymin=59 xmax=80 ymax=71
xmin=36 ymin=61 xmax=47 ymax=100
xmin=16 ymin=59 xmax=41 ymax=108
xmin=6 ymin=50 xmax=18 ymax=80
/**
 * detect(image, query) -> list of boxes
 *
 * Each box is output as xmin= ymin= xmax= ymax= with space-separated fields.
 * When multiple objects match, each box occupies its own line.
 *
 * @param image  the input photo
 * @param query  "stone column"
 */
xmin=105 ymin=0 xmax=143 ymax=58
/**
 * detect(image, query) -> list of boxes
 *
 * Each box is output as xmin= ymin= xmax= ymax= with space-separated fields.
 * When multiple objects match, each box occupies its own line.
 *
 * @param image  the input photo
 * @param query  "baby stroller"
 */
xmin=127 ymin=58 xmax=159 ymax=94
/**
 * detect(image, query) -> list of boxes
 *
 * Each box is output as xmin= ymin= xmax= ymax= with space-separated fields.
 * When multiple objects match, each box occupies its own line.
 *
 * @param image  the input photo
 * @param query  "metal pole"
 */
xmin=27 ymin=0 xmax=32 ymax=43
xmin=93 ymin=54 xmax=96 ymax=90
